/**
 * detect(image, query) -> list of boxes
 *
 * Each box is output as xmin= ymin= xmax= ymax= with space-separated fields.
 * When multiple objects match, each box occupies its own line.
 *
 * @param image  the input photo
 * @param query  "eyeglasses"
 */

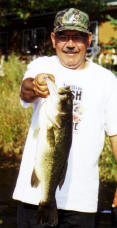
xmin=55 ymin=34 xmax=88 ymax=43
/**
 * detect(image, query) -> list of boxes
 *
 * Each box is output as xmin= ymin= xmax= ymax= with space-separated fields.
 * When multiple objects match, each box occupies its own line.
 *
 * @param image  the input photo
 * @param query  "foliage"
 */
xmin=103 ymin=38 xmax=117 ymax=49
xmin=74 ymin=0 xmax=106 ymax=17
xmin=107 ymin=15 xmax=117 ymax=27
xmin=0 ymin=53 xmax=32 ymax=157
xmin=0 ymin=0 xmax=107 ymax=26
xmin=99 ymin=135 xmax=117 ymax=182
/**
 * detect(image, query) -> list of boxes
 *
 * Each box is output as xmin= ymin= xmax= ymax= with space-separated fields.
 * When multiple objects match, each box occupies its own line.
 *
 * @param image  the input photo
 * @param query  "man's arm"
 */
xmin=109 ymin=135 xmax=117 ymax=208
xmin=109 ymin=135 xmax=117 ymax=163
xmin=20 ymin=78 xmax=38 ymax=103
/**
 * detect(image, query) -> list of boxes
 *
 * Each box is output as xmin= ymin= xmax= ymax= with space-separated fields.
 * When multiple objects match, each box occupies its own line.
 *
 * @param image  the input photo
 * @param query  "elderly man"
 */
xmin=13 ymin=8 xmax=117 ymax=228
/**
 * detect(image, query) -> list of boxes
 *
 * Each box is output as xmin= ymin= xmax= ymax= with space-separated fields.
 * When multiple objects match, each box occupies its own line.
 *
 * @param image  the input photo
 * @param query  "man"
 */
xmin=13 ymin=8 xmax=117 ymax=228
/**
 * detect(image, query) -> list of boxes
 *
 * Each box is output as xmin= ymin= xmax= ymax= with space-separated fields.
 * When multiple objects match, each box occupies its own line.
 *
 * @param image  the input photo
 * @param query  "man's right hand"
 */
xmin=20 ymin=73 xmax=55 ymax=103
xmin=33 ymin=73 xmax=55 ymax=98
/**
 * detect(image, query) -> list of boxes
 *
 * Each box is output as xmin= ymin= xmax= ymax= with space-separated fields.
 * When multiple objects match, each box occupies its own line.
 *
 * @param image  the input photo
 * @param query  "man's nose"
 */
xmin=66 ymin=38 xmax=75 ymax=47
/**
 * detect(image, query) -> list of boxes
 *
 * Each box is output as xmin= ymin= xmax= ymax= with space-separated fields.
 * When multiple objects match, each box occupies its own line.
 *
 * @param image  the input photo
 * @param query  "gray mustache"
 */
xmin=63 ymin=48 xmax=80 ymax=53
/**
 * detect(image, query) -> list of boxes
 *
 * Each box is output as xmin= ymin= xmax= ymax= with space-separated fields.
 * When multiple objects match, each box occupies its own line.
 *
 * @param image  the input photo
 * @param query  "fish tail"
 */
xmin=38 ymin=199 xmax=58 ymax=227
xmin=31 ymin=169 xmax=40 ymax=187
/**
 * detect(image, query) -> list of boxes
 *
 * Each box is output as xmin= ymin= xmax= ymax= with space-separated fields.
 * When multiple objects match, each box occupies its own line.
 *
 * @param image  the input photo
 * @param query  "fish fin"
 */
xmin=37 ymin=200 xmax=58 ymax=227
xmin=59 ymin=161 xmax=68 ymax=189
xmin=33 ymin=128 xmax=40 ymax=138
xmin=31 ymin=169 xmax=40 ymax=187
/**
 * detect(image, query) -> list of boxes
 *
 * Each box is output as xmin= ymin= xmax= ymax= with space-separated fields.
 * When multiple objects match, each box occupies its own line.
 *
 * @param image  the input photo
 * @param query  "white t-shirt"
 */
xmin=13 ymin=55 xmax=117 ymax=213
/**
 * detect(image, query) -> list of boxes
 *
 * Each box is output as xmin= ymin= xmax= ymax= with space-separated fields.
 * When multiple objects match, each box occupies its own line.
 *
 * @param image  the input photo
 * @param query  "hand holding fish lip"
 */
xmin=33 ymin=73 xmax=55 ymax=98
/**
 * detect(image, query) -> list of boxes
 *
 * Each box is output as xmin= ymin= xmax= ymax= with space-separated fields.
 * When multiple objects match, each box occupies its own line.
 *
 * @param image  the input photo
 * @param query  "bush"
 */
xmin=0 ymin=53 xmax=32 ymax=157
xmin=99 ymin=135 xmax=117 ymax=182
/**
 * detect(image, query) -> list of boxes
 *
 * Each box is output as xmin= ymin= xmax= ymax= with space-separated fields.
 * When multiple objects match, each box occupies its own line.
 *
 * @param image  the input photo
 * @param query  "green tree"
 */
xmin=0 ymin=0 xmax=107 ymax=26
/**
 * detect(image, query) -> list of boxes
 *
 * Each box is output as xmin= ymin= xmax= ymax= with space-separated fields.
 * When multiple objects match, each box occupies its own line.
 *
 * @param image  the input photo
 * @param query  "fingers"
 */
xmin=47 ymin=74 xmax=55 ymax=83
xmin=33 ymin=73 xmax=55 ymax=98
xmin=33 ymin=85 xmax=49 ymax=98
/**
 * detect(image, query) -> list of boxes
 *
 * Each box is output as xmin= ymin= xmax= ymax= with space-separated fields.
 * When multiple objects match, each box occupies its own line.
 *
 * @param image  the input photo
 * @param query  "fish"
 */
xmin=31 ymin=74 xmax=73 ymax=226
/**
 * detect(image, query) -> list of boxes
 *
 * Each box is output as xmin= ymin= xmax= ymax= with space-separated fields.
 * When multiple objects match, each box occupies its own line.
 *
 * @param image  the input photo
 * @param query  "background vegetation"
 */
xmin=0 ymin=0 xmax=106 ymax=26
xmin=0 ymin=54 xmax=32 ymax=157
xmin=0 ymin=54 xmax=117 ymax=182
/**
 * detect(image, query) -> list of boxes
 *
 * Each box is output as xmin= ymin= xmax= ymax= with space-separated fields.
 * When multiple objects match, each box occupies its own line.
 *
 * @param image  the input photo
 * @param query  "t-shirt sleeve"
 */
xmin=104 ymin=73 xmax=117 ymax=136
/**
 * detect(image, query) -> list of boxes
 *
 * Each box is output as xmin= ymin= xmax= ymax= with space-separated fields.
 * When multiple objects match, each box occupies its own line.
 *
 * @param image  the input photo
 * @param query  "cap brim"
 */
xmin=54 ymin=26 xmax=90 ymax=34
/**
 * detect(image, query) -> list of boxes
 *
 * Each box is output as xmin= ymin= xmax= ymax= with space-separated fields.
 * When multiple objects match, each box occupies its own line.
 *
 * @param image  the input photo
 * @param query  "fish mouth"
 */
xmin=45 ymin=76 xmax=58 ymax=95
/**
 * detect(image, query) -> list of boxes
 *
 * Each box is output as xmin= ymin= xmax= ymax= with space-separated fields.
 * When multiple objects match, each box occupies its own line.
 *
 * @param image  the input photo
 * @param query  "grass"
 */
xmin=99 ymin=135 xmax=117 ymax=182
xmin=0 ymin=53 xmax=32 ymax=157
xmin=0 ymin=53 xmax=117 ymax=181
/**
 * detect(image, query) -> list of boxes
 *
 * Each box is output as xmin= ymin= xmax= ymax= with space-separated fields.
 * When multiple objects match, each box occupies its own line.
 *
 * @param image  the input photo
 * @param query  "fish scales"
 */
xmin=31 ymin=74 xmax=73 ymax=226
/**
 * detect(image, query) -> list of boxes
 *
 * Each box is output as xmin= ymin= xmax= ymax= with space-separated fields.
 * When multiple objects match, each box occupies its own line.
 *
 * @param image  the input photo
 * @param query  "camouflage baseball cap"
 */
xmin=53 ymin=8 xmax=90 ymax=34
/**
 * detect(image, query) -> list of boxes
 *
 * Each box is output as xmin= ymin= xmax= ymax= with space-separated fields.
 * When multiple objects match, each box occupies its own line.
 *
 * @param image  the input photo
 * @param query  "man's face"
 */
xmin=51 ymin=30 xmax=92 ymax=70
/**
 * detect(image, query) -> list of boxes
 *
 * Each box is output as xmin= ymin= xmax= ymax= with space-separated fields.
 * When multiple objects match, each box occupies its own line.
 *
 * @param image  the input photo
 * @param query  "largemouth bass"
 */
xmin=31 ymin=74 xmax=73 ymax=226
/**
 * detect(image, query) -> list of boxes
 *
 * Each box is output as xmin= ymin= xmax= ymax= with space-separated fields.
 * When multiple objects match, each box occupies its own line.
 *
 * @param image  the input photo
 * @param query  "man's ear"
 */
xmin=87 ymin=32 xmax=92 ymax=48
xmin=51 ymin=32 xmax=56 ymax=49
